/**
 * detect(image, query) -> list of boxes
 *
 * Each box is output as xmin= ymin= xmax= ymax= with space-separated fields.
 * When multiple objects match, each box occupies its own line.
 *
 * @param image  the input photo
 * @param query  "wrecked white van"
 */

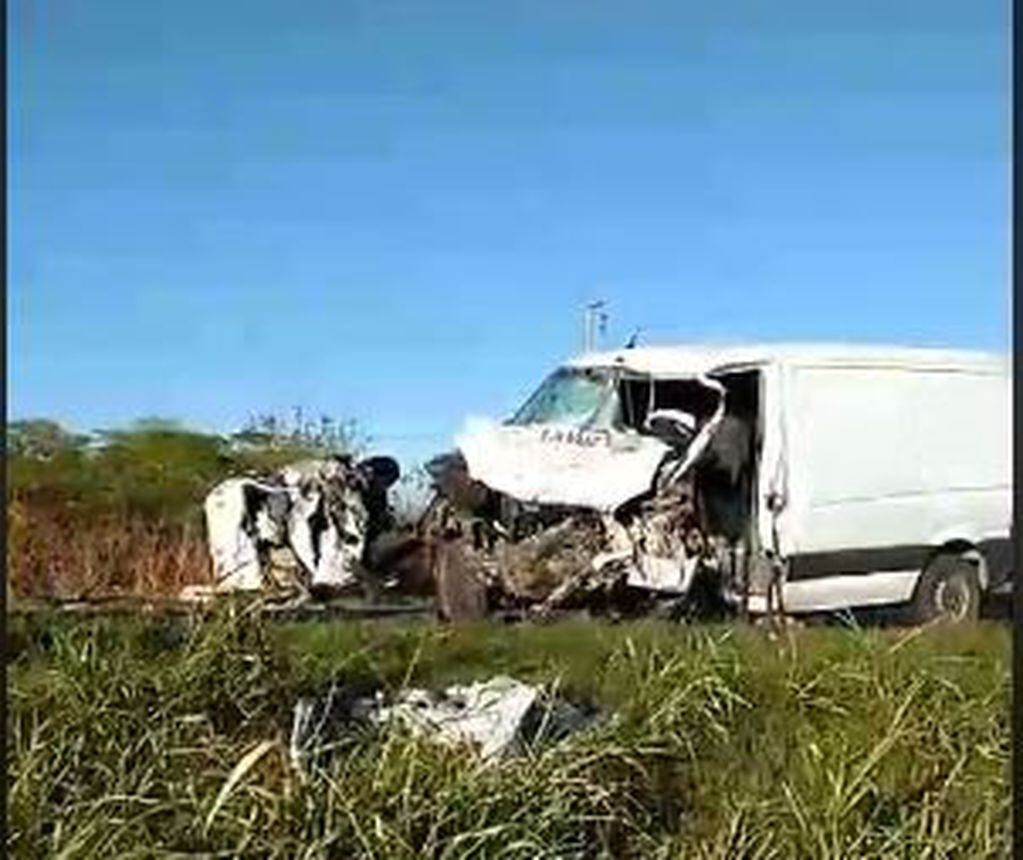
xmin=425 ymin=343 xmax=1012 ymax=623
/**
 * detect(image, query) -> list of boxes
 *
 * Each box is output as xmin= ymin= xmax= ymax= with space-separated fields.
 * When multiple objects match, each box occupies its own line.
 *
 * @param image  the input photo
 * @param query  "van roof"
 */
xmin=566 ymin=342 xmax=1008 ymax=376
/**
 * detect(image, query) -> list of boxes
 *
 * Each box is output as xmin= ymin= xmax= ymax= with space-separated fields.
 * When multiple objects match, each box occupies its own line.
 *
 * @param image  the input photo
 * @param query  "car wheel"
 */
xmin=906 ymin=553 xmax=981 ymax=625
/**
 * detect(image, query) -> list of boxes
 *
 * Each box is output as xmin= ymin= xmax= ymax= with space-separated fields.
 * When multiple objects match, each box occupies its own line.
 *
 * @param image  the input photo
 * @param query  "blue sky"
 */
xmin=9 ymin=0 xmax=1009 ymax=467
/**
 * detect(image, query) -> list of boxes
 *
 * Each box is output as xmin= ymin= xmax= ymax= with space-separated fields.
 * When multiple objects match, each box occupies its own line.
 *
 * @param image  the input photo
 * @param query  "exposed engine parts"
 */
xmin=414 ymin=371 xmax=755 ymax=621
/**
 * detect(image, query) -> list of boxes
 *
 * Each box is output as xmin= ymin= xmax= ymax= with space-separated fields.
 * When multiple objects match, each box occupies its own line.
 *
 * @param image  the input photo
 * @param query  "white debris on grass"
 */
xmin=374 ymin=676 xmax=540 ymax=759
xmin=288 ymin=676 xmax=600 ymax=775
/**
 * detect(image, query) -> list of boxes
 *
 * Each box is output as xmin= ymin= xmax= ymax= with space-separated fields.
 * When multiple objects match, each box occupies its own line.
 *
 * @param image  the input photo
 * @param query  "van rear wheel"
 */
xmin=906 ymin=553 xmax=980 ymax=624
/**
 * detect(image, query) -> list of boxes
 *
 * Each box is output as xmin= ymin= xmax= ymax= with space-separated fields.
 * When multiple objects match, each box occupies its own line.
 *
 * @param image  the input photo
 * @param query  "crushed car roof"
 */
xmin=566 ymin=342 xmax=1007 ymax=377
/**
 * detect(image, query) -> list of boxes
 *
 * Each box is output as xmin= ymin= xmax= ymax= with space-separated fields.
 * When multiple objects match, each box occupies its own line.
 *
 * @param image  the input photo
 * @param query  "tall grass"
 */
xmin=7 ymin=610 xmax=1010 ymax=857
xmin=7 ymin=498 xmax=211 ymax=599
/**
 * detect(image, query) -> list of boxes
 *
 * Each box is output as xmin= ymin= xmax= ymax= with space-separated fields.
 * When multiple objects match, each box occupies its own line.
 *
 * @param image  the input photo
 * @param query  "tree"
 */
xmin=229 ymin=410 xmax=363 ymax=471
xmin=6 ymin=419 xmax=88 ymax=460
xmin=91 ymin=420 xmax=233 ymax=523
xmin=6 ymin=410 xmax=366 ymax=526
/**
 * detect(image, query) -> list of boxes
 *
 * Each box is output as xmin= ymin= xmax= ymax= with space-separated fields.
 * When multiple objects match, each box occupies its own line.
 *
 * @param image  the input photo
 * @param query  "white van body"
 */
xmin=458 ymin=343 xmax=1012 ymax=617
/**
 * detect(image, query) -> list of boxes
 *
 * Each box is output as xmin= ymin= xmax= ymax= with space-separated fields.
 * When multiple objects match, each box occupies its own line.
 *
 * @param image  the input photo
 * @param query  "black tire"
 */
xmin=905 ymin=553 xmax=981 ymax=625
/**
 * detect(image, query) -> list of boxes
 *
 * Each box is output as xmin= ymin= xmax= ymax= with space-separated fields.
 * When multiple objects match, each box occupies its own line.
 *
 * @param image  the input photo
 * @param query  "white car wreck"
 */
xmin=422 ymin=343 xmax=1012 ymax=624
xmin=203 ymin=455 xmax=401 ymax=596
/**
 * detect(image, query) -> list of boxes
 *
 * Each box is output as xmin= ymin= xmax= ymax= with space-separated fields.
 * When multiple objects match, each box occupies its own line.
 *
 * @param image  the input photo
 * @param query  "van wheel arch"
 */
xmin=906 ymin=546 xmax=982 ymax=625
xmin=931 ymin=540 xmax=989 ymax=590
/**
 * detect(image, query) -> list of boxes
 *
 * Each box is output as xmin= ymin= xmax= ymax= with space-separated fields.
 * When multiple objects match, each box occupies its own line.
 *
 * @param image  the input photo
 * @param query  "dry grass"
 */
xmin=7 ymin=499 xmax=211 ymax=600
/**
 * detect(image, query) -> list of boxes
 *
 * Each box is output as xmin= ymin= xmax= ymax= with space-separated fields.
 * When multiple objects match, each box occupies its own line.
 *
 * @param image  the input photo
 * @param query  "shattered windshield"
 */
xmin=508 ymin=367 xmax=616 ymax=427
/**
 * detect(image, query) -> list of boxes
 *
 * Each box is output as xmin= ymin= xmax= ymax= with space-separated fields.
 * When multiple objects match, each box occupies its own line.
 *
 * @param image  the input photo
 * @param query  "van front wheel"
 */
xmin=906 ymin=554 xmax=981 ymax=624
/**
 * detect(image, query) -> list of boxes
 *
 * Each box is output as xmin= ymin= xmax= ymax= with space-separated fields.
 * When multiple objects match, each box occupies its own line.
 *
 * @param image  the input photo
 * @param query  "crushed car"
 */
xmin=202 ymin=453 xmax=421 ymax=599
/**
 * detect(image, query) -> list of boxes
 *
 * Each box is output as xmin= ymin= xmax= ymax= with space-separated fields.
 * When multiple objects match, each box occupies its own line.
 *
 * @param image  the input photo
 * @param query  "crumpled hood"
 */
xmin=455 ymin=418 xmax=671 ymax=512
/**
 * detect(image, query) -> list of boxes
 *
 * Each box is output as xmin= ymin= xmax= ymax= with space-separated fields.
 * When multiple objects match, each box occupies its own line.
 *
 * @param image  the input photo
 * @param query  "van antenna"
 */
xmin=582 ymin=300 xmax=608 ymax=352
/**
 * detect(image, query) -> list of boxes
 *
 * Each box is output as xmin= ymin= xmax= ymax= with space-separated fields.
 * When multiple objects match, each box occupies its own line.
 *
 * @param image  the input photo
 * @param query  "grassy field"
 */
xmin=7 ymin=607 xmax=1011 ymax=858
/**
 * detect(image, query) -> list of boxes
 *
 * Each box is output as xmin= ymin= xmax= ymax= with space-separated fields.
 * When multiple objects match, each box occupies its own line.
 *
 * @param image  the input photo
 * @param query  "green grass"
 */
xmin=7 ymin=607 xmax=1011 ymax=858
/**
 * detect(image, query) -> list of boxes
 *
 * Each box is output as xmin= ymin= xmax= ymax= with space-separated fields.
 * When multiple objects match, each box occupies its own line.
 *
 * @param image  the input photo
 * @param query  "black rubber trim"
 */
xmin=787 ymin=545 xmax=931 ymax=581
xmin=787 ymin=537 xmax=1013 ymax=583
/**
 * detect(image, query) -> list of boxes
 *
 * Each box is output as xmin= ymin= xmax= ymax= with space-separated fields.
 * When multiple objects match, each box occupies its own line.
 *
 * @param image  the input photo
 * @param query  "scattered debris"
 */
xmin=197 ymin=358 xmax=758 ymax=624
xmin=377 ymin=676 xmax=542 ymax=758
xmin=289 ymin=677 xmax=601 ymax=773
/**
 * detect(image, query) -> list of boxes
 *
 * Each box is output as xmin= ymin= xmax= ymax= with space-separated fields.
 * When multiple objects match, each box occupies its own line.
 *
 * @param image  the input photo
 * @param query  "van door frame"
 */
xmin=752 ymin=361 xmax=790 ymax=560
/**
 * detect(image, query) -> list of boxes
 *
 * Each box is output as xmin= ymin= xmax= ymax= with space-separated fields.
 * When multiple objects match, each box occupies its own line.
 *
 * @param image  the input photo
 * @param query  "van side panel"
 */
xmin=780 ymin=364 xmax=1010 ymax=581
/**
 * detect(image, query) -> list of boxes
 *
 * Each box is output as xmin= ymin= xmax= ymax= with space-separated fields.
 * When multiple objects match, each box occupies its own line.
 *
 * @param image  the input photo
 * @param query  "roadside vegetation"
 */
xmin=7 ymin=609 xmax=1010 ymax=857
